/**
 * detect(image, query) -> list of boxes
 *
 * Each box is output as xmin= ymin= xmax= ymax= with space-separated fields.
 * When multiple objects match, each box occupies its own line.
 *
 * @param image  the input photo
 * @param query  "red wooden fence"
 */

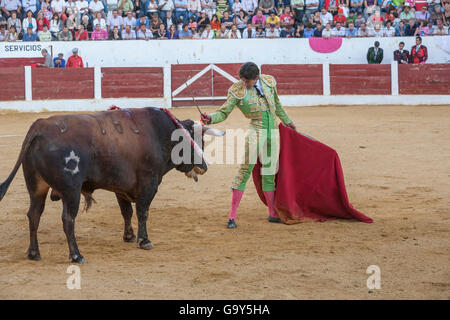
xmin=0 ymin=67 xmax=25 ymax=101
xmin=398 ymin=64 xmax=450 ymax=95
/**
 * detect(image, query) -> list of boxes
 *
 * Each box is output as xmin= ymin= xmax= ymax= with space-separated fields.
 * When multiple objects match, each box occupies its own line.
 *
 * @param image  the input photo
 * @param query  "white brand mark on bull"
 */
xmin=64 ymin=151 xmax=80 ymax=175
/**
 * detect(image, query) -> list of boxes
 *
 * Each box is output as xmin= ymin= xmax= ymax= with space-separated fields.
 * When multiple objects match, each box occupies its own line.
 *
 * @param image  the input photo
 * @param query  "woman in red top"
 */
xmin=36 ymin=11 xmax=49 ymax=32
xmin=210 ymin=14 xmax=221 ymax=31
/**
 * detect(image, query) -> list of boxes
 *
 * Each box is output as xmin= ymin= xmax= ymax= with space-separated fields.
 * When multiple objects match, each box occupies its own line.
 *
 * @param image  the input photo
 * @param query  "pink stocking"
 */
xmin=263 ymin=191 xmax=279 ymax=218
xmin=228 ymin=189 xmax=244 ymax=220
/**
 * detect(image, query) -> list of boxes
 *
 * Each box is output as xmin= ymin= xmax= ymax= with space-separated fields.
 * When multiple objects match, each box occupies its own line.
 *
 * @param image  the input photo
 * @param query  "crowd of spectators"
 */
xmin=0 ymin=0 xmax=449 ymax=41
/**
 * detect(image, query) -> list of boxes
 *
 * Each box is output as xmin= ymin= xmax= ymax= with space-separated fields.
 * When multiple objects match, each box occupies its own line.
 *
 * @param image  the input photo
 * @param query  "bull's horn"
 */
xmin=193 ymin=123 xmax=226 ymax=136
xmin=185 ymin=169 xmax=198 ymax=182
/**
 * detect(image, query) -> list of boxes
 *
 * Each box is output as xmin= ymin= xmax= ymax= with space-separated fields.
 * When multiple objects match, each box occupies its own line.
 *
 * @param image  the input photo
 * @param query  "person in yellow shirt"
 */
xmin=266 ymin=11 xmax=281 ymax=27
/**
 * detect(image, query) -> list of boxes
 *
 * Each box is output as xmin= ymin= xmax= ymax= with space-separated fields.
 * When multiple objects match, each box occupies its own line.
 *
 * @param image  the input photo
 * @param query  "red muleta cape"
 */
xmin=252 ymin=124 xmax=373 ymax=224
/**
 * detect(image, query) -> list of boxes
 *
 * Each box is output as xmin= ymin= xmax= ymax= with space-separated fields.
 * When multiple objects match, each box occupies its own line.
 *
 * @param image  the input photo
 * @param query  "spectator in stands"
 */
xmin=215 ymin=0 xmax=228 ymax=18
xmin=400 ymin=4 xmax=415 ymax=22
xmin=108 ymin=25 xmax=122 ymax=39
xmin=255 ymin=24 xmax=265 ymax=37
xmin=65 ymin=0 xmax=78 ymax=14
xmin=291 ymin=0 xmax=305 ymax=24
xmin=1 ymin=0 xmax=22 ymax=20
xmin=405 ymin=18 xmax=417 ymax=35
xmin=415 ymin=5 xmax=430 ymax=24
xmin=396 ymin=20 xmax=407 ymax=35
xmin=241 ymin=0 xmax=258 ymax=17
xmin=231 ymin=0 xmax=242 ymax=16
xmin=137 ymin=22 xmax=153 ymax=39
xmin=332 ymin=21 xmax=346 ymax=36
xmin=305 ymin=0 xmax=319 ymax=20
xmin=77 ymin=0 xmax=90 ymax=18
xmin=295 ymin=23 xmax=304 ymax=37
xmin=198 ymin=10 xmax=210 ymax=29
xmin=217 ymin=22 xmax=229 ymax=37
xmin=22 ymin=0 xmax=37 ymax=17
xmin=93 ymin=11 xmax=107 ymax=30
xmin=21 ymin=25 xmax=36 ymax=40
xmin=414 ymin=20 xmax=433 ymax=36
xmin=149 ymin=12 xmax=162 ymax=36
xmin=22 ymin=10 xmax=36 ymax=33
xmin=210 ymin=14 xmax=220 ymax=31
xmin=384 ymin=20 xmax=395 ymax=36
xmin=234 ymin=10 xmax=247 ymax=33
xmin=242 ymin=22 xmax=256 ymax=38
xmin=5 ymin=24 xmax=17 ymax=40
xmin=303 ymin=23 xmax=314 ymax=37
xmin=91 ymin=22 xmax=108 ymax=39
xmin=146 ymin=0 xmax=159 ymax=17
xmin=79 ymin=13 xmax=92 ymax=32
xmin=346 ymin=22 xmax=358 ymax=36
xmin=394 ymin=41 xmax=409 ymax=64
xmin=201 ymin=22 xmax=214 ymax=38
xmin=187 ymin=0 xmax=201 ymax=20
xmin=364 ymin=0 xmax=378 ymax=19
xmin=178 ymin=22 xmax=193 ymax=38
xmin=313 ymin=21 xmax=322 ymax=36
xmin=409 ymin=36 xmax=428 ymax=63
xmin=167 ymin=23 xmax=179 ymax=38
xmin=66 ymin=48 xmax=83 ymax=68
xmin=118 ymin=0 xmax=134 ymax=16
xmin=322 ymin=21 xmax=332 ymax=37
xmin=58 ymin=25 xmax=73 ymax=40
xmin=174 ymin=0 xmax=188 ymax=23
xmin=201 ymin=0 xmax=215 ymax=20
xmin=227 ymin=23 xmax=241 ymax=38
xmin=37 ymin=48 xmax=53 ymax=67
xmin=53 ymin=52 xmax=66 ymax=68
xmin=156 ymin=23 xmax=168 ymax=38
xmin=51 ymin=0 xmax=65 ymax=17
xmin=334 ymin=8 xmax=347 ymax=25
xmin=75 ymin=23 xmax=89 ymax=40
xmin=65 ymin=9 xmax=78 ymax=34
xmin=280 ymin=6 xmax=295 ymax=28
xmin=132 ymin=0 xmax=144 ymax=18
xmin=433 ymin=19 xmax=449 ymax=35
xmin=0 ymin=15 xmax=6 ymax=29
xmin=259 ymin=0 xmax=275 ymax=16
xmin=49 ymin=13 xmax=62 ymax=40
xmin=121 ymin=23 xmax=136 ymax=38
xmin=358 ymin=22 xmax=370 ymax=36
xmin=89 ymin=0 xmax=105 ymax=17
xmin=163 ymin=10 xmax=177 ymax=29
xmin=266 ymin=23 xmax=280 ymax=37
xmin=221 ymin=10 xmax=233 ymax=29
xmin=38 ymin=23 xmax=51 ymax=40
xmin=345 ymin=10 xmax=356 ymax=26
xmin=158 ymin=0 xmax=174 ymax=21
xmin=354 ymin=11 xmax=365 ymax=27
xmin=371 ymin=23 xmax=384 ymax=36
xmin=252 ymin=9 xmax=266 ymax=26
xmin=319 ymin=7 xmax=332 ymax=25
xmin=326 ymin=0 xmax=339 ymax=16
xmin=7 ymin=10 xmax=21 ymax=34
xmin=123 ymin=10 xmax=137 ymax=28
xmin=267 ymin=10 xmax=280 ymax=27
xmin=367 ymin=41 xmax=383 ymax=64
xmin=107 ymin=9 xmax=124 ymax=32
xmin=430 ymin=5 xmax=446 ymax=25
xmin=0 ymin=23 xmax=6 ymax=40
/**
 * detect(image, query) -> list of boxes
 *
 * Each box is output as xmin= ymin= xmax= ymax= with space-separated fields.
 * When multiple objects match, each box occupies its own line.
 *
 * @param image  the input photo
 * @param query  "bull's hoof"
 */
xmin=268 ymin=216 xmax=281 ymax=223
xmin=139 ymin=239 xmax=154 ymax=250
xmin=70 ymin=254 xmax=86 ymax=264
xmin=227 ymin=219 xmax=237 ymax=229
xmin=27 ymin=250 xmax=41 ymax=261
xmin=123 ymin=234 xmax=137 ymax=243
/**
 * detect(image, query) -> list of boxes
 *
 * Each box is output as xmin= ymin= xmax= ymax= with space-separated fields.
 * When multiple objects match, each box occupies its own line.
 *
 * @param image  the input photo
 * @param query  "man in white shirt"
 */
xmin=106 ymin=9 xmax=123 ymax=32
xmin=137 ymin=24 xmax=153 ymax=39
xmin=331 ymin=22 xmax=346 ymax=37
xmin=51 ymin=0 xmax=65 ymax=14
xmin=265 ymin=24 xmax=280 ymax=38
xmin=121 ymin=24 xmax=136 ymax=39
xmin=241 ymin=0 xmax=258 ymax=16
xmin=89 ymin=0 xmax=105 ymax=16
xmin=319 ymin=7 xmax=333 ymax=26
xmin=305 ymin=0 xmax=319 ymax=20
xmin=76 ymin=0 xmax=89 ymax=17
xmin=201 ymin=23 xmax=214 ymax=39
xmin=123 ymin=10 xmax=136 ymax=28
xmin=384 ymin=21 xmax=395 ymax=37
xmin=158 ymin=0 xmax=175 ymax=20
xmin=433 ymin=20 xmax=449 ymax=36
xmin=242 ymin=23 xmax=256 ymax=38
xmin=322 ymin=23 xmax=332 ymax=38
xmin=22 ymin=0 xmax=37 ymax=15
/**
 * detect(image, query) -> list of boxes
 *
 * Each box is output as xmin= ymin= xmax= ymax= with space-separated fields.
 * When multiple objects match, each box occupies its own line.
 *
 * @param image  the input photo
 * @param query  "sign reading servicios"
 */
xmin=0 ymin=43 xmax=48 ymax=58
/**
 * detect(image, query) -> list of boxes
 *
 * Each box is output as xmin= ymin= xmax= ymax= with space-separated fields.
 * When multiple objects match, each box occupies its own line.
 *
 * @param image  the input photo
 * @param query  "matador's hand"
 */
xmin=286 ymin=122 xmax=297 ymax=131
xmin=201 ymin=113 xmax=211 ymax=125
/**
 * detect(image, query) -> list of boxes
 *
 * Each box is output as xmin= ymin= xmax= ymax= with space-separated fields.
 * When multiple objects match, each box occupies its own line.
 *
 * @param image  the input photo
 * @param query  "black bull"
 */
xmin=0 ymin=107 xmax=222 ymax=263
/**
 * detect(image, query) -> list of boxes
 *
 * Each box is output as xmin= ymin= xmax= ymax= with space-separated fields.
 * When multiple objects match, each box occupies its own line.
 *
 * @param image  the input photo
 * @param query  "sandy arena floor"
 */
xmin=0 ymin=106 xmax=449 ymax=300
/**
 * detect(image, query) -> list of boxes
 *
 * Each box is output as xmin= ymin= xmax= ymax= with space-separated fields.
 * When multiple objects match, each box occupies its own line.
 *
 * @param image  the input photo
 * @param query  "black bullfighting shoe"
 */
xmin=227 ymin=219 xmax=237 ymax=229
xmin=268 ymin=216 xmax=281 ymax=223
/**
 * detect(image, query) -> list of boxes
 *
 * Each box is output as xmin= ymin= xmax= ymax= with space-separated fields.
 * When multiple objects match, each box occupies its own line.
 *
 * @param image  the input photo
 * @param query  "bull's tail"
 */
xmin=0 ymin=121 xmax=41 ymax=202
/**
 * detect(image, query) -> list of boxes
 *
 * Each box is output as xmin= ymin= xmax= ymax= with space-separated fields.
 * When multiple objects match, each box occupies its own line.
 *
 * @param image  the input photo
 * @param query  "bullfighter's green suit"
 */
xmin=209 ymin=74 xmax=293 ymax=191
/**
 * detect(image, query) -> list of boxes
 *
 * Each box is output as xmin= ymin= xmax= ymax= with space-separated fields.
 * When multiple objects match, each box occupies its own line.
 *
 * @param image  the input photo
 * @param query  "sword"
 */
xmin=177 ymin=60 xmax=206 ymax=124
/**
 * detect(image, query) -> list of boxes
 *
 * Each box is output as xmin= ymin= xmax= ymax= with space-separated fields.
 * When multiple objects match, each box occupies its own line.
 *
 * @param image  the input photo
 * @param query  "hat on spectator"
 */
xmin=72 ymin=48 xmax=79 ymax=53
